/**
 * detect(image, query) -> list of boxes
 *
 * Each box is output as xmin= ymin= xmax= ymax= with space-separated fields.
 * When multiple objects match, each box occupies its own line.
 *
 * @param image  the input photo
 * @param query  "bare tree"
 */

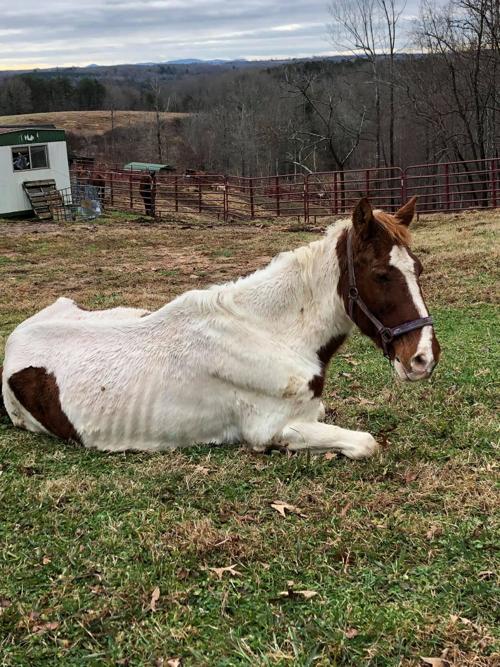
xmin=328 ymin=0 xmax=406 ymax=166
xmin=284 ymin=68 xmax=367 ymax=204
xmin=408 ymin=0 xmax=499 ymax=162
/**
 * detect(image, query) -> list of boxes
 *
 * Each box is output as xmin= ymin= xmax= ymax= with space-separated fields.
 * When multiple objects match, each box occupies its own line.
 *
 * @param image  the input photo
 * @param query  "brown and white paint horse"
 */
xmin=1 ymin=197 xmax=440 ymax=458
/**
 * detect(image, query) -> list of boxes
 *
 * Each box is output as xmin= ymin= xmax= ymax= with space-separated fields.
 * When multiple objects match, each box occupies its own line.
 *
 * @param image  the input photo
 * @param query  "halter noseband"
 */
xmin=346 ymin=229 xmax=433 ymax=358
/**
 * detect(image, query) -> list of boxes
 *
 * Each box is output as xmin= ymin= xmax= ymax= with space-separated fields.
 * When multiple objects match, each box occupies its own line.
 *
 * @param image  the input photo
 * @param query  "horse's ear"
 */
xmin=352 ymin=197 xmax=375 ymax=238
xmin=395 ymin=196 xmax=417 ymax=227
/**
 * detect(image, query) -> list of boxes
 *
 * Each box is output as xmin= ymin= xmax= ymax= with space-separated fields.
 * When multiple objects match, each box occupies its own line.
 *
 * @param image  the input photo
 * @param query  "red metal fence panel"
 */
xmin=70 ymin=157 xmax=498 ymax=222
xmin=403 ymin=159 xmax=498 ymax=214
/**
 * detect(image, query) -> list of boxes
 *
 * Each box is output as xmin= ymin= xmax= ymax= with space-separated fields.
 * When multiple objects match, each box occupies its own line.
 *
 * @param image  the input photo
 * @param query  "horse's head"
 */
xmin=341 ymin=196 xmax=440 ymax=381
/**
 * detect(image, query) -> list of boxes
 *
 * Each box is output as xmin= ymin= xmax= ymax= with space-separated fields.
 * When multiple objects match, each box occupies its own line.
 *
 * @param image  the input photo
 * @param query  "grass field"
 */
xmin=0 ymin=209 xmax=498 ymax=666
xmin=0 ymin=111 xmax=189 ymax=136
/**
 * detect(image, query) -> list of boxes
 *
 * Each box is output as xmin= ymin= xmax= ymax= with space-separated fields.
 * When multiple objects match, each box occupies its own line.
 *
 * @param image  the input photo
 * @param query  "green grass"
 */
xmin=0 ymin=212 xmax=499 ymax=666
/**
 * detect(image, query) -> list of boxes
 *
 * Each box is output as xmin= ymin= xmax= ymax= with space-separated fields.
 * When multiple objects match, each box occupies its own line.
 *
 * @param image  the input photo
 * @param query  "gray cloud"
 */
xmin=1 ymin=0 xmax=424 ymax=69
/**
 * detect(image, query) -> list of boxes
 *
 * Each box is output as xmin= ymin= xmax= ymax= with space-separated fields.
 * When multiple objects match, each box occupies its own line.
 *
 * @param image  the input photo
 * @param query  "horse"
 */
xmin=139 ymin=171 xmax=157 ymax=217
xmin=1 ymin=197 xmax=440 ymax=458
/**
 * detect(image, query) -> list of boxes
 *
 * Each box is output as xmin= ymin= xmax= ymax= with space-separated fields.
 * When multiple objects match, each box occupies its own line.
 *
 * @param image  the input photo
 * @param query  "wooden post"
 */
xmin=444 ymin=163 xmax=450 ymax=210
xmin=224 ymin=176 xmax=229 ymax=221
xmin=198 ymin=178 xmax=202 ymax=213
xmin=275 ymin=175 xmax=280 ymax=216
xmin=110 ymin=171 xmax=114 ymax=207
xmin=303 ymin=176 xmax=308 ymax=223
xmin=249 ymin=178 xmax=255 ymax=218
xmin=175 ymin=175 xmax=178 ymax=212
xmin=491 ymin=158 xmax=497 ymax=208
xmin=129 ymin=174 xmax=133 ymax=210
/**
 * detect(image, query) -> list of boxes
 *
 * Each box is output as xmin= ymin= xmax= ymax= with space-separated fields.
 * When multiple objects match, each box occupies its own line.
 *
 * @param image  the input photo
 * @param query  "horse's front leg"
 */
xmin=273 ymin=421 xmax=378 ymax=459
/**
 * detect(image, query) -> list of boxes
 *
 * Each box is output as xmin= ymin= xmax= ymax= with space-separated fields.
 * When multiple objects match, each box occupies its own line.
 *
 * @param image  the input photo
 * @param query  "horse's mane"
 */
xmin=373 ymin=210 xmax=412 ymax=246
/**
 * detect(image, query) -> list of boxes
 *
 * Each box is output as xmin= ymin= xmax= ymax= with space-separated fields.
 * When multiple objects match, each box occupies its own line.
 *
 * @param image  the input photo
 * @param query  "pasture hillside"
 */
xmin=0 ymin=209 xmax=498 ymax=666
xmin=0 ymin=110 xmax=189 ymax=136
xmin=0 ymin=110 xmax=189 ymax=166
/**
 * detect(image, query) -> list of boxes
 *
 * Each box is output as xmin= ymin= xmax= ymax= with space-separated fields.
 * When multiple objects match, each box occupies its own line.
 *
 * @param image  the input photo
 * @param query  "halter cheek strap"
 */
xmin=346 ymin=230 xmax=433 ymax=358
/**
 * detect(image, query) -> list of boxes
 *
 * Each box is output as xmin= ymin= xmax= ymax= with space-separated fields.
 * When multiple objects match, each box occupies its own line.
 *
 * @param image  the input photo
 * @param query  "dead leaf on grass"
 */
xmin=150 ymin=586 xmax=160 ymax=612
xmin=426 ymin=525 xmax=443 ymax=540
xmin=193 ymin=465 xmax=210 ymax=475
xmin=357 ymin=397 xmax=375 ymax=406
xmin=324 ymin=452 xmax=337 ymax=461
xmin=344 ymin=627 xmax=359 ymax=639
xmin=167 ymin=660 xmax=182 ymax=667
xmin=421 ymin=658 xmax=449 ymax=667
xmin=209 ymin=565 xmax=242 ymax=580
xmin=278 ymin=589 xmax=318 ymax=600
xmin=340 ymin=502 xmax=352 ymax=517
xmin=270 ymin=501 xmax=306 ymax=518
xmin=32 ymin=621 xmax=60 ymax=634
xmin=42 ymin=556 xmax=52 ymax=565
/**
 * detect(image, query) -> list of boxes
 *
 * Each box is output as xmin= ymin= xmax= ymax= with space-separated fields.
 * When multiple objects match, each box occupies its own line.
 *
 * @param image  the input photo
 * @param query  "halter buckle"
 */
xmin=348 ymin=287 xmax=359 ymax=300
xmin=380 ymin=328 xmax=394 ymax=344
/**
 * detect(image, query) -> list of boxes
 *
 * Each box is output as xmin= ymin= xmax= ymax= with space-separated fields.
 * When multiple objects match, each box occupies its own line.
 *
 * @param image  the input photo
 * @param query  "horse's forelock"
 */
xmin=372 ymin=210 xmax=412 ymax=246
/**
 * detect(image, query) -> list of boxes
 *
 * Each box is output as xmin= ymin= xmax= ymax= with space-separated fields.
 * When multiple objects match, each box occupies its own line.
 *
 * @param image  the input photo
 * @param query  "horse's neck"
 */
xmin=226 ymin=221 xmax=353 ymax=353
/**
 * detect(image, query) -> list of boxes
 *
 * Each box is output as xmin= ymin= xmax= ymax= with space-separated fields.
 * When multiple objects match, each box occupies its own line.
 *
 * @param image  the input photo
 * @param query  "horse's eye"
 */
xmin=374 ymin=271 xmax=390 ymax=283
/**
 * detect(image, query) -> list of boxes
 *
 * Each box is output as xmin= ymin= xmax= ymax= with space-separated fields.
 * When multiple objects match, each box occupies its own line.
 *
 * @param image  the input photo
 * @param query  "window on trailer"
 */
xmin=12 ymin=144 xmax=49 ymax=171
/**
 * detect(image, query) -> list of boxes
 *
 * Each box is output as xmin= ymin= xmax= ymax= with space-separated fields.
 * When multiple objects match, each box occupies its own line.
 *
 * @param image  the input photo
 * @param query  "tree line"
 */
xmin=0 ymin=75 xmax=107 ymax=114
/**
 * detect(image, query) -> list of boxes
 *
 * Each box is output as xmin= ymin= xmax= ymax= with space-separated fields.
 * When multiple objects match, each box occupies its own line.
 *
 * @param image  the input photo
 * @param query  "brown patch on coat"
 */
xmin=309 ymin=334 xmax=347 ymax=397
xmin=0 ymin=367 xmax=6 ymax=416
xmin=8 ymin=367 xmax=81 ymax=443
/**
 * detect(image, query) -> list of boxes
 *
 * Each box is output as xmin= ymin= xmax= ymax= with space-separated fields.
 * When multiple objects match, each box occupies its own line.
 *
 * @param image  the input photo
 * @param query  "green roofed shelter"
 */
xmin=123 ymin=162 xmax=175 ymax=173
xmin=0 ymin=125 xmax=71 ymax=217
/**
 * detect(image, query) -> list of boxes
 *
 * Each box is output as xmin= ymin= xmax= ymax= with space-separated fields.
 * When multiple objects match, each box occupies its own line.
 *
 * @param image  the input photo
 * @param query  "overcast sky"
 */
xmin=1 ymin=0 xmax=425 ymax=71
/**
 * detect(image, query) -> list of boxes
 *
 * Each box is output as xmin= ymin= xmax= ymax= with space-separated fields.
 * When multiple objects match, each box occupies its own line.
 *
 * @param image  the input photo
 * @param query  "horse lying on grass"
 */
xmin=1 ymin=197 xmax=440 ymax=459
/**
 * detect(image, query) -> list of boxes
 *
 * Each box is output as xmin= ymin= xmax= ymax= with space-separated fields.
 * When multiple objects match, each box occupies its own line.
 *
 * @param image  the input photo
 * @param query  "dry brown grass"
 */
xmin=0 ymin=110 xmax=189 ymax=136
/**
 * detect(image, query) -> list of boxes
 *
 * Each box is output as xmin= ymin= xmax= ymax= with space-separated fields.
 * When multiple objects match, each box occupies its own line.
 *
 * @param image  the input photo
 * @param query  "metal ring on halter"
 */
xmin=380 ymin=328 xmax=394 ymax=343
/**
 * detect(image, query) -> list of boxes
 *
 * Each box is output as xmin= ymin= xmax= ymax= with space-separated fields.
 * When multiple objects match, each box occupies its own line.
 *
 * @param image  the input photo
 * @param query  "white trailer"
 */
xmin=0 ymin=127 xmax=71 ymax=217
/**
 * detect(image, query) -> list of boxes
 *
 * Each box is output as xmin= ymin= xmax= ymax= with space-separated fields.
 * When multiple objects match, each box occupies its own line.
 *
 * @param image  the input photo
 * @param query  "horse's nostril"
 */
xmin=411 ymin=354 xmax=427 ymax=368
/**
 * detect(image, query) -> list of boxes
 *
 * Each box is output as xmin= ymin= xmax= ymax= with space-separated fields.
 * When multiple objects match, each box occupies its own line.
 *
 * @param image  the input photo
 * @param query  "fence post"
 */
xmin=129 ymin=174 xmax=133 ymax=210
xmin=333 ymin=172 xmax=338 ymax=215
xmin=275 ymin=175 xmax=281 ymax=216
xmin=224 ymin=176 xmax=229 ymax=222
xmin=491 ymin=158 xmax=497 ymax=208
xmin=198 ymin=178 xmax=202 ymax=213
xmin=444 ymin=163 xmax=450 ymax=210
xmin=400 ymin=168 xmax=406 ymax=205
xmin=304 ymin=175 xmax=309 ymax=223
xmin=365 ymin=169 xmax=370 ymax=198
xmin=174 ymin=175 xmax=179 ymax=212
xmin=249 ymin=178 xmax=255 ymax=219
xmin=110 ymin=171 xmax=114 ymax=206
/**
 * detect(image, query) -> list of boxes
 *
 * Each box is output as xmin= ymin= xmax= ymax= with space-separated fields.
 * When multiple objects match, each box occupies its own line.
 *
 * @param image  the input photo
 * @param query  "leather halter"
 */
xmin=346 ymin=229 xmax=434 ymax=358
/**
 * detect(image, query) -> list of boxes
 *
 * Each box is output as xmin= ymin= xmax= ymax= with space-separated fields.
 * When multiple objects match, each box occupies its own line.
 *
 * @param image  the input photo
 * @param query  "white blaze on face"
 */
xmin=389 ymin=245 xmax=435 ymax=378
